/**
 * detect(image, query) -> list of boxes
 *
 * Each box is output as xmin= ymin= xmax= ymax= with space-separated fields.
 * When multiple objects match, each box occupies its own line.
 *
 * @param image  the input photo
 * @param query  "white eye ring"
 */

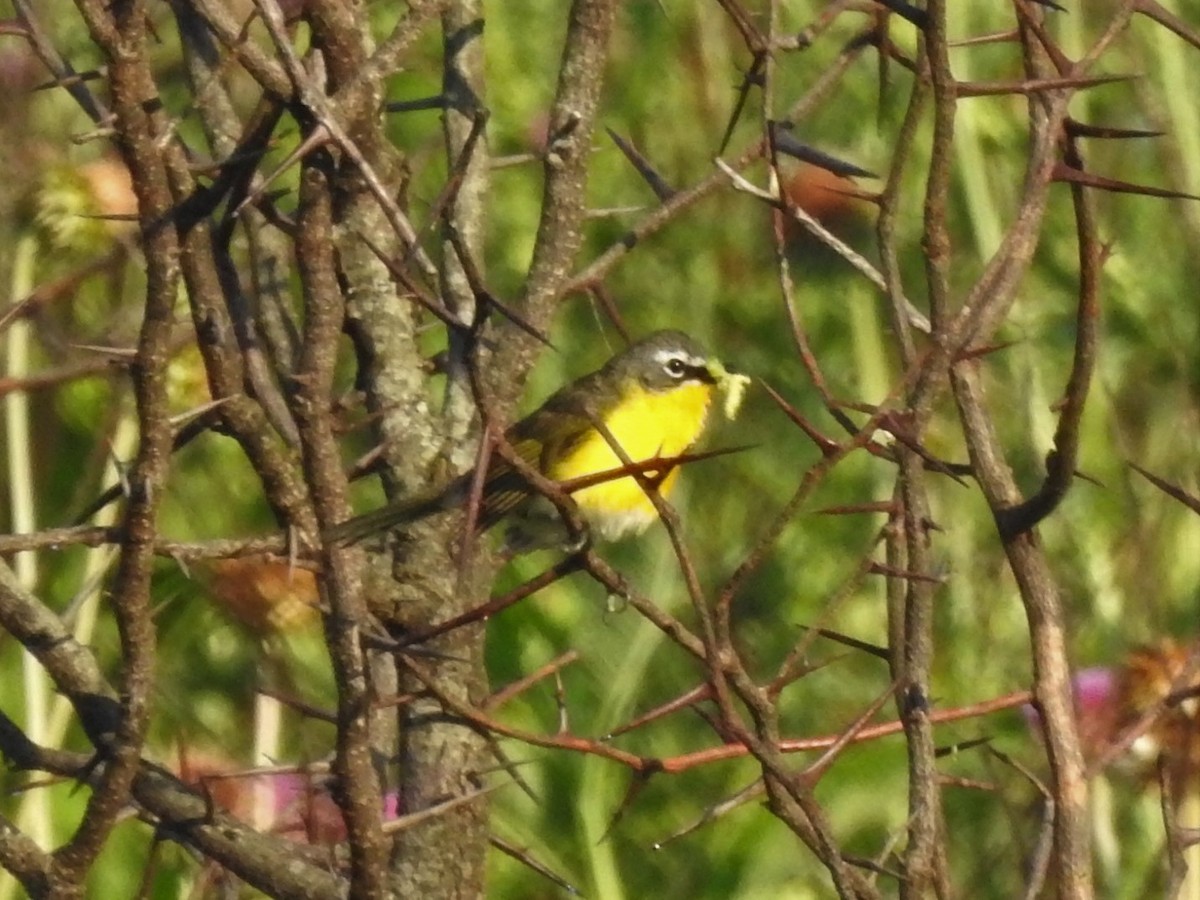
xmin=664 ymin=357 xmax=687 ymax=377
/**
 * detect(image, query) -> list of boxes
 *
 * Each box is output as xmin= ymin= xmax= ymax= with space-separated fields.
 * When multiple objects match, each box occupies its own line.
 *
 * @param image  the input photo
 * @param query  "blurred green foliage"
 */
xmin=0 ymin=1 xmax=1198 ymax=898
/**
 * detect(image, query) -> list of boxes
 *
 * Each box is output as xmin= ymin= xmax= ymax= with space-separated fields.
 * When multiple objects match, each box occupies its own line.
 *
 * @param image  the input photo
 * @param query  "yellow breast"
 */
xmin=546 ymin=381 xmax=713 ymax=539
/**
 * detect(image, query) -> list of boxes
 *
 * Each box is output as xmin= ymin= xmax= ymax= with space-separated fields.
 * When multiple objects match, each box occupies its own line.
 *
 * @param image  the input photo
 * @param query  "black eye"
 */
xmin=664 ymin=357 xmax=687 ymax=377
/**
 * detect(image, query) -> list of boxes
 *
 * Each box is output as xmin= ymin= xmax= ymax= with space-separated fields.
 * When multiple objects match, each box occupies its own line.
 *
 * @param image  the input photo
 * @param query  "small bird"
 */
xmin=326 ymin=330 xmax=731 ymax=551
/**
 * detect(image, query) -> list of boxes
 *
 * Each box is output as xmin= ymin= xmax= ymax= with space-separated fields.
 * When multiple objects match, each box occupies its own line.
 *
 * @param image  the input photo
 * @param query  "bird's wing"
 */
xmin=477 ymin=433 xmax=545 ymax=527
xmin=479 ymin=390 xmax=597 ymax=528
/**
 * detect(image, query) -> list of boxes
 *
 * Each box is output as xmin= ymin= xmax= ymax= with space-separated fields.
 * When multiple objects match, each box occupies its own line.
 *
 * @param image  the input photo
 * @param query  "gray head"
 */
xmin=608 ymin=330 xmax=716 ymax=392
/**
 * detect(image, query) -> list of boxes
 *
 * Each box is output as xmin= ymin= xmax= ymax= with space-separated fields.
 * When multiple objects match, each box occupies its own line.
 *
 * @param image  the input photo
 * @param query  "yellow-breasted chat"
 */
xmin=326 ymin=330 xmax=744 ymax=551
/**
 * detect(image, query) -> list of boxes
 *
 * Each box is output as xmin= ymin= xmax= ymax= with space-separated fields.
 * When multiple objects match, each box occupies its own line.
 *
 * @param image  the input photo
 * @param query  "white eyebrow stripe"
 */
xmin=652 ymin=349 xmax=706 ymax=368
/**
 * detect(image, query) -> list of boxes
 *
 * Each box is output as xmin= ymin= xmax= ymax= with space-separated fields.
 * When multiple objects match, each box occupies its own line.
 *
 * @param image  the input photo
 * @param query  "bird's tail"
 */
xmin=323 ymin=477 xmax=469 ymax=545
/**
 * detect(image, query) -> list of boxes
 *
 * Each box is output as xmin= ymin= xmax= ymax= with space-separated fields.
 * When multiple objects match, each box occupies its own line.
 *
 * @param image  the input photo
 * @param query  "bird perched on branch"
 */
xmin=325 ymin=330 xmax=748 ymax=552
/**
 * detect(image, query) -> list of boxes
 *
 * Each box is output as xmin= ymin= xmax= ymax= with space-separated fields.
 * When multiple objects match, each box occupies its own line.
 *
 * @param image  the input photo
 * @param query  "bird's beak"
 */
xmin=705 ymin=360 xmax=752 ymax=419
